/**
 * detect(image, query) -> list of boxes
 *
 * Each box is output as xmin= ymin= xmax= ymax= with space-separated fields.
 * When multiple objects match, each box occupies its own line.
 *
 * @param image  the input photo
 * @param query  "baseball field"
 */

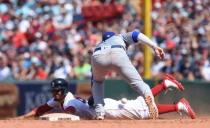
xmin=1 ymin=115 xmax=210 ymax=128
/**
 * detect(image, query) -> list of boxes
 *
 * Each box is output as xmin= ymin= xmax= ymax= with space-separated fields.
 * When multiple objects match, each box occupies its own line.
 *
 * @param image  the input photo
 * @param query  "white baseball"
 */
xmin=121 ymin=98 xmax=128 ymax=104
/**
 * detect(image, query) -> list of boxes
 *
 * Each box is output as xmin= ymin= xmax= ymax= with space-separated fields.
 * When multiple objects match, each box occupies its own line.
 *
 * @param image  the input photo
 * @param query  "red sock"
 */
xmin=151 ymin=82 xmax=165 ymax=96
xmin=157 ymin=104 xmax=178 ymax=114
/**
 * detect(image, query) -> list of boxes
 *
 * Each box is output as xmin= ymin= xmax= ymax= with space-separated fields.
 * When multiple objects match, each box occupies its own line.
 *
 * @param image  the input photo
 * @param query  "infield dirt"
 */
xmin=0 ymin=115 xmax=209 ymax=128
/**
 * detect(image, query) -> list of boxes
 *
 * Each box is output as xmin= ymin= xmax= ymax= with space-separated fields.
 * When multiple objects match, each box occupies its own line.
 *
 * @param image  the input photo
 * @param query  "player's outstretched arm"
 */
xmin=14 ymin=110 xmax=37 ymax=119
xmin=14 ymin=104 xmax=53 ymax=119
xmin=137 ymin=32 xmax=165 ymax=59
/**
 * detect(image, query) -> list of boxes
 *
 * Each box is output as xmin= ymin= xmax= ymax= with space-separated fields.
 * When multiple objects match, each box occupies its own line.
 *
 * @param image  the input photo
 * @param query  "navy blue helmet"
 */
xmin=102 ymin=31 xmax=115 ymax=41
xmin=50 ymin=78 xmax=68 ymax=94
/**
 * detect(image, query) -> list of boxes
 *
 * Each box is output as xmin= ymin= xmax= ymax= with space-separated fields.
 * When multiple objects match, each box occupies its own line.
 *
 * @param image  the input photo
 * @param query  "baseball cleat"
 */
xmin=163 ymin=74 xmax=185 ymax=91
xmin=95 ymin=104 xmax=105 ymax=120
xmin=95 ymin=114 xmax=105 ymax=120
xmin=145 ymin=96 xmax=158 ymax=119
xmin=95 ymin=111 xmax=105 ymax=120
xmin=176 ymin=98 xmax=196 ymax=119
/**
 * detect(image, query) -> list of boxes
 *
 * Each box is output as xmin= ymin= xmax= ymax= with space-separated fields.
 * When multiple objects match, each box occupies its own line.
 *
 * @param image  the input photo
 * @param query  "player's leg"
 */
xmin=157 ymin=98 xmax=195 ymax=119
xmin=111 ymin=49 xmax=158 ymax=119
xmin=157 ymin=104 xmax=176 ymax=114
xmin=91 ymin=54 xmax=110 ymax=120
xmin=151 ymin=74 xmax=185 ymax=96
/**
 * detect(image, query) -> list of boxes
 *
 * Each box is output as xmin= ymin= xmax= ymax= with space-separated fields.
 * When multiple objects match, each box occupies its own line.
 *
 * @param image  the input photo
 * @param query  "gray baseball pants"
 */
xmin=91 ymin=46 xmax=154 ymax=108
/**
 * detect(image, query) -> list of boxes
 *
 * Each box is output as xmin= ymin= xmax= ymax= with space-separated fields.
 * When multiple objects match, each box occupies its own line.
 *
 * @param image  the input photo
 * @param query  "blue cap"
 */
xmin=102 ymin=32 xmax=115 ymax=41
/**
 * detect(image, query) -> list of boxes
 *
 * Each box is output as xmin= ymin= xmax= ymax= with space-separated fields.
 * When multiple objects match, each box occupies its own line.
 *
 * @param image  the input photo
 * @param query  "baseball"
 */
xmin=121 ymin=98 xmax=128 ymax=104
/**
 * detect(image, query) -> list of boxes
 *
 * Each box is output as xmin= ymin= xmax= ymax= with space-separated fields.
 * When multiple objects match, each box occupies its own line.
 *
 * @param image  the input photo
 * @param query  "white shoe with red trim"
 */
xmin=163 ymin=74 xmax=185 ymax=91
xmin=176 ymin=98 xmax=196 ymax=119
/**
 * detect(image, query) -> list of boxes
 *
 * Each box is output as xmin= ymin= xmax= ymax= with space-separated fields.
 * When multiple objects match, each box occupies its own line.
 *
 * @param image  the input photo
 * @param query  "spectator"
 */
xmin=0 ymin=0 xmax=209 ymax=81
xmin=0 ymin=53 xmax=11 ymax=81
xmin=73 ymin=56 xmax=91 ymax=80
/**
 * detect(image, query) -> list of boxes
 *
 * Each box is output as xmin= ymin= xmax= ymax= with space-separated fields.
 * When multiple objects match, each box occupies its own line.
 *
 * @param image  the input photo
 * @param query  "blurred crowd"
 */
xmin=151 ymin=0 xmax=210 ymax=81
xmin=0 ymin=0 xmax=210 ymax=81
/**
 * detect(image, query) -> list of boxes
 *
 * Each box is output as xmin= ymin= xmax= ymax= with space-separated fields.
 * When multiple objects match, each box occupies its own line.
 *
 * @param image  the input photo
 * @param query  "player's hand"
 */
xmin=7 ymin=116 xmax=25 ymax=120
xmin=12 ymin=116 xmax=25 ymax=120
xmin=154 ymin=46 xmax=165 ymax=59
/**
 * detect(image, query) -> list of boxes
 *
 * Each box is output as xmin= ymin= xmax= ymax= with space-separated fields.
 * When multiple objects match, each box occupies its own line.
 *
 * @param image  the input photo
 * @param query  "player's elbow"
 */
xmin=65 ymin=106 xmax=76 ymax=114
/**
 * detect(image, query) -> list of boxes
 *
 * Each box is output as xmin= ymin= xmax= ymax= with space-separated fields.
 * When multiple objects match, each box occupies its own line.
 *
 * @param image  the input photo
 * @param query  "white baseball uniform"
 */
xmin=47 ymin=92 xmax=150 ymax=119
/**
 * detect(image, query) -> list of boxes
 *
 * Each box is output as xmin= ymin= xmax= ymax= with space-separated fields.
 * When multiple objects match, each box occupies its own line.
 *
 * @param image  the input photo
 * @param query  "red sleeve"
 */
xmin=65 ymin=106 xmax=76 ymax=114
xmin=32 ymin=103 xmax=53 ymax=116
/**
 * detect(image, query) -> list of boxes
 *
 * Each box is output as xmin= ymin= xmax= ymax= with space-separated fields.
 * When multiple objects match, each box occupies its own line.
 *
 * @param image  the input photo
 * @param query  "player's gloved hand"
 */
xmin=154 ymin=46 xmax=165 ymax=59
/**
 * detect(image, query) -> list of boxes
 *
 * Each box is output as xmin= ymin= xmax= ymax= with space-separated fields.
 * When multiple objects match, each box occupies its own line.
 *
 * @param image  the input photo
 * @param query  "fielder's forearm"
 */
xmin=138 ymin=33 xmax=157 ymax=49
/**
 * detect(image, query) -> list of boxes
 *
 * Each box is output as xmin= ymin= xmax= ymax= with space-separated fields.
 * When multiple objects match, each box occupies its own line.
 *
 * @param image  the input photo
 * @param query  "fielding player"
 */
xmin=91 ymin=31 xmax=165 ymax=119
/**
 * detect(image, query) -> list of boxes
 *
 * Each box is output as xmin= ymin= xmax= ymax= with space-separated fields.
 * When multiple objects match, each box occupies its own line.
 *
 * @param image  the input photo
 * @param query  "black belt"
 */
xmin=94 ymin=45 xmax=124 ymax=52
